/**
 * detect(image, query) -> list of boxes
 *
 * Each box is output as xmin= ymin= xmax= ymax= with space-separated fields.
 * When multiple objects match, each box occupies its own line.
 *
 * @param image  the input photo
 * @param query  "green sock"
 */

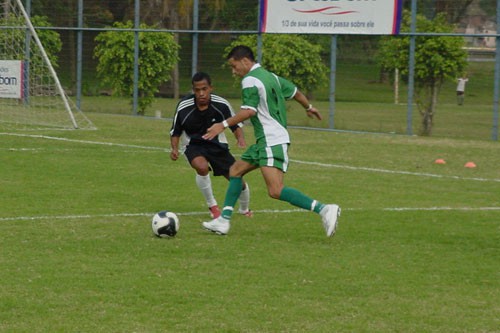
xmin=279 ymin=186 xmax=324 ymax=213
xmin=221 ymin=177 xmax=243 ymax=220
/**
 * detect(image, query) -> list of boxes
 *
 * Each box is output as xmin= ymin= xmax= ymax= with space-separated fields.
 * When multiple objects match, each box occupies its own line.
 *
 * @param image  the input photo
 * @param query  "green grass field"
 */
xmin=1 ymin=112 xmax=499 ymax=332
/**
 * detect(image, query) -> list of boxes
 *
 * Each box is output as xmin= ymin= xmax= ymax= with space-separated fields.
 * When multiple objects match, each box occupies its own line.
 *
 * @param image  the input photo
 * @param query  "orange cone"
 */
xmin=464 ymin=161 xmax=476 ymax=168
xmin=434 ymin=159 xmax=446 ymax=164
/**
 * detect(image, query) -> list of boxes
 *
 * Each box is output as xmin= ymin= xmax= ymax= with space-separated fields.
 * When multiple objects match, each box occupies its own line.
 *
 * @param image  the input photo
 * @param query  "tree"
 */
xmin=141 ymin=0 xmax=193 ymax=100
xmin=140 ymin=0 xmax=248 ymax=98
xmin=0 ymin=15 xmax=61 ymax=65
xmin=403 ymin=0 xmax=474 ymax=23
xmin=224 ymin=35 xmax=328 ymax=97
xmin=32 ymin=0 xmax=117 ymax=93
xmin=94 ymin=21 xmax=179 ymax=114
xmin=0 ymin=14 xmax=62 ymax=94
xmin=377 ymin=10 xmax=468 ymax=135
xmin=218 ymin=0 xmax=258 ymax=30
xmin=478 ymin=0 xmax=496 ymax=20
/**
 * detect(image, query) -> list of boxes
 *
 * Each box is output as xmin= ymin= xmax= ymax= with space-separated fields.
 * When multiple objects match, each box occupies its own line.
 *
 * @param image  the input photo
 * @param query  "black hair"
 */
xmin=226 ymin=45 xmax=255 ymax=61
xmin=191 ymin=72 xmax=212 ymax=85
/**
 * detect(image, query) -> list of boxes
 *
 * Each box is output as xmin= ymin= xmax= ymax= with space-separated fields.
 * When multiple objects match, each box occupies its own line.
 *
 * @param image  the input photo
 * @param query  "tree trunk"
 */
xmin=421 ymin=110 xmax=433 ymax=136
xmin=420 ymin=81 xmax=440 ymax=136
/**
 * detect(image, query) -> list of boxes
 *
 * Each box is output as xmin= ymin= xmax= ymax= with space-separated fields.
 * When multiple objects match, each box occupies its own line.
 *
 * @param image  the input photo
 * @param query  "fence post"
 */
xmin=492 ymin=0 xmax=500 ymax=141
xmin=191 ymin=0 xmax=199 ymax=77
xmin=407 ymin=0 xmax=417 ymax=136
xmin=76 ymin=0 xmax=82 ymax=110
xmin=257 ymin=0 xmax=263 ymax=63
xmin=23 ymin=0 xmax=31 ymax=105
xmin=132 ymin=0 xmax=140 ymax=116
xmin=329 ymin=35 xmax=337 ymax=130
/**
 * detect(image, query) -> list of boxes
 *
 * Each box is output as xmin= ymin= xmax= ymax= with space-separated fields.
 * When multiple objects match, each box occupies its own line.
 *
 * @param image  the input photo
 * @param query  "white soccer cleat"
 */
xmin=320 ymin=204 xmax=341 ymax=237
xmin=202 ymin=217 xmax=230 ymax=235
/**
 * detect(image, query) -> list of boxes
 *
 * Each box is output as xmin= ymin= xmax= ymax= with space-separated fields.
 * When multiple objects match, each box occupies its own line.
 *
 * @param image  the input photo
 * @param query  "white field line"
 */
xmin=1 ymin=207 xmax=499 ymax=222
xmin=2 ymin=132 xmax=500 ymax=183
xmin=2 ymin=134 xmax=498 ymax=222
xmin=0 ymin=147 xmax=158 ymax=154
xmin=0 ymin=132 xmax=167 ymax=151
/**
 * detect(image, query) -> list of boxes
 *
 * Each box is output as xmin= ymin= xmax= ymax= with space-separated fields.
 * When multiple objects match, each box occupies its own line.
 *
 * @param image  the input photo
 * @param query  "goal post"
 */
xmin=0 ymin=0 xmax=95 ymax=130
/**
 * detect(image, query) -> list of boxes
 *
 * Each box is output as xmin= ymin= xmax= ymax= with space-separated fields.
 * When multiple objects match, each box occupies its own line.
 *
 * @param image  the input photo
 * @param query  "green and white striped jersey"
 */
xmin=241 ymin=64 xmax=297 ymax=146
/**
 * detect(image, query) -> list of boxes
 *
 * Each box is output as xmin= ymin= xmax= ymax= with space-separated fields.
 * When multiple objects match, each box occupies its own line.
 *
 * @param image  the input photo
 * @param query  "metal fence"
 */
xmin=3 ymin=0 xmax=500 ymax=140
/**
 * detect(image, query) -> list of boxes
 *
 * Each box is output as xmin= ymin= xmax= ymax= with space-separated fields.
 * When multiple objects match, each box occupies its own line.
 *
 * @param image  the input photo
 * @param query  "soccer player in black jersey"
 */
xmin=170 ymin=72 xmax=251 ymax=218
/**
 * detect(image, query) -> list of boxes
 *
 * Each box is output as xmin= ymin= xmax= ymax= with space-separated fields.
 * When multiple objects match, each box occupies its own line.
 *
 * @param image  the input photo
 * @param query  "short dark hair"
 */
xmin=226 ymin=45 xmax=255 ymax=61
xmin=192 ymin=72 xmax=211 ymax=86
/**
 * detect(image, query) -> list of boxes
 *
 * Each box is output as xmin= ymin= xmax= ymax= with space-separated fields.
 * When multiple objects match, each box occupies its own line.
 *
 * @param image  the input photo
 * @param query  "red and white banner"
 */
xmin=260 ymin=0 xmax=402 ymax=35
xmin=0 ymin=60 xmax=24 ymax=99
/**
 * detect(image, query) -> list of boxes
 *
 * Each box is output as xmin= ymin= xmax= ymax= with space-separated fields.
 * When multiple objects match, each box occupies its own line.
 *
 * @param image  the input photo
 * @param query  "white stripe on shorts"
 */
xmin=265 ymin=146 xmax=274 ymax=167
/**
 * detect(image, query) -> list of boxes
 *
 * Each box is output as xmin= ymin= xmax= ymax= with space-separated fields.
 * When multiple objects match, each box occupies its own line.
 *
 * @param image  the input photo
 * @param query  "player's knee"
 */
xmin=192 ymin=164 xmax=209 ymax=175
xmin=191 ymin=158 xmax=209 ymax=175
xmin=229 ymin=167 xmax=239 ymax=177
xmin=229 ymin=163 xmax=245 ymax=177
xmin=196 ymin=169 xmax=209 ymax=176
xmin=267 ymin=187 xmax=281 ymax=199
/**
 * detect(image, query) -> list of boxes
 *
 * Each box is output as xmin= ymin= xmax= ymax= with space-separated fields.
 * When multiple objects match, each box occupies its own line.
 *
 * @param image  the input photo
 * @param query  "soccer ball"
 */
xmin=152 ymin=211 xmax=179 ymax=237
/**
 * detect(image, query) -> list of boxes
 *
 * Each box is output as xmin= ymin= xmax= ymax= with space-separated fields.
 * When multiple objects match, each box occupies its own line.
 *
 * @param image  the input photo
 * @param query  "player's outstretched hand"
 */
xmin=306 ymin=106 xmax=322 ymax=120
xmin=237 ymin=138 xmax=246 ymax=149
xmin=202 ymin=123 xmax=224 ymax=141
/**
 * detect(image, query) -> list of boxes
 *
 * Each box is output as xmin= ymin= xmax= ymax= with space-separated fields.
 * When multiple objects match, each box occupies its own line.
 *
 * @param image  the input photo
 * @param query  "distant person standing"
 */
xmin=456 ymin=75 xmax=469 ymax=105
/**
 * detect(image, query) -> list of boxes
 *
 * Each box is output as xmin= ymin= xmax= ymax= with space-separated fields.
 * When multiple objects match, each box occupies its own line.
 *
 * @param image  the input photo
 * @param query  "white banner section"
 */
xmin=0 ymin=60 xmax=24 ymax=99
xmin=260 ymin=0 xmax=402 ymax=35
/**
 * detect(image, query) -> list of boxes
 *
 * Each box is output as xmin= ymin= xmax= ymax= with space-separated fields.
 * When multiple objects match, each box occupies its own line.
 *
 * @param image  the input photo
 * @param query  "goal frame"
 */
xmin=13 ymin=0 xmax=78 ymax=128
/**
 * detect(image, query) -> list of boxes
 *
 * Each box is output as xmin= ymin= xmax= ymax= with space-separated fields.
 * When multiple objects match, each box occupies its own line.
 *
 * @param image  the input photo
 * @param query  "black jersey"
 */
xmin=170 ymin=94 xmax=241 ymax=149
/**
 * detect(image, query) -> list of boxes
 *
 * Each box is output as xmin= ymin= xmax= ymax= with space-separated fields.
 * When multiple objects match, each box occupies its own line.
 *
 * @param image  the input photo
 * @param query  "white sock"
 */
xmin=238 ymin=182 xmax=250 ymax=213
xmin=196 ymin=174 xmax=217 ymax=207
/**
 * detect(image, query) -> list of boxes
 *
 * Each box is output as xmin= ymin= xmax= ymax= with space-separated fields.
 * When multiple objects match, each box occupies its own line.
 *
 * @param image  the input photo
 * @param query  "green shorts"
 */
xmin=241 ymin=143 xmax=289 ymax=172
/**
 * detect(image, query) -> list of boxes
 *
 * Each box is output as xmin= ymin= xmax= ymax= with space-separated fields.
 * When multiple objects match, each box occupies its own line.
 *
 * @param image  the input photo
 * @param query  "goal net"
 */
xmin=0 ymin=0 xmax=95 ymax=130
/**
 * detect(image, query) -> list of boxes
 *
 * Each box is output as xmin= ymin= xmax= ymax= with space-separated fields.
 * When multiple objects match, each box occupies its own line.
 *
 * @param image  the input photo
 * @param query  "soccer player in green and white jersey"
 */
xmin=202 ymin=45 xmax=341 ymax=237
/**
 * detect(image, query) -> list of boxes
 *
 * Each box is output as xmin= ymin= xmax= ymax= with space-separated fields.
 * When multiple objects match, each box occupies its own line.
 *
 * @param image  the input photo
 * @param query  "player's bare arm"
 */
xmin=293 ymin=90 xmax=322 ymax=120
xmin=203 ymin=108 xmax=256 ymax=141
xmin=170 ymin=136 xmax=180 ymax=160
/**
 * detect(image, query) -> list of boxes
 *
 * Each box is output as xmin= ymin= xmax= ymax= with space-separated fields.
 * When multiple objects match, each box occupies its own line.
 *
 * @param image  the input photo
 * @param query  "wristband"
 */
xmin=222 ymin=120 xmax=229 ymax=128
xmin=306 ymin=104 xmax=313 ymax=111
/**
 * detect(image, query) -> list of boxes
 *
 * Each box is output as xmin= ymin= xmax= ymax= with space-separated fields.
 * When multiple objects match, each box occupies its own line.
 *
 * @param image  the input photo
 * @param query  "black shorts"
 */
xmin=184 ymin=143 xmax=236 ymax=176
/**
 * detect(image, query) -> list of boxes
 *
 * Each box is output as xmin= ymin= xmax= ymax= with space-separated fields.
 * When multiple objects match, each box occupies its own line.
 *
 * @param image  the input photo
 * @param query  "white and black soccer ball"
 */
xmin=152 ymin=211 xmax=179 ymax=237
